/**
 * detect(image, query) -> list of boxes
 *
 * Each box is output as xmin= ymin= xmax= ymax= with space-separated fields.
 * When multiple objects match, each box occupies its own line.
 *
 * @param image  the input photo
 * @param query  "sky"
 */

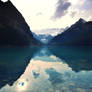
xmin=2 ymin=0 xmax=92 ymax=35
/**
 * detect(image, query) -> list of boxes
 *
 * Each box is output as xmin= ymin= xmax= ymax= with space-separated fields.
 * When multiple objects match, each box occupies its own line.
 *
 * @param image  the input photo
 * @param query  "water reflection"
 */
xmin=0 ymin=46 xmax=38 ymax=89
xmin=0 ymin=46 xmax=92 ymax=92
xmin=49 ymin=46 xmax=92 ymax=72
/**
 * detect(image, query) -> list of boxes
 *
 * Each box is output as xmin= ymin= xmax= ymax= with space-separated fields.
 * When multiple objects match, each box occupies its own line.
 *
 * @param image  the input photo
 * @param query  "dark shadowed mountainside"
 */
xmin=49 ymin=18 xmax=92 ymax=45
xmin=0 ymin=0 xmax=39 ymax=46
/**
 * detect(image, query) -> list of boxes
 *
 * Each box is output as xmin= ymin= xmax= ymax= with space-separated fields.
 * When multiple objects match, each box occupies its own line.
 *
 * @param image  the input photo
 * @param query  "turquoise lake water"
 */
xmin=0 ymin=46 xmax=92 ymax=92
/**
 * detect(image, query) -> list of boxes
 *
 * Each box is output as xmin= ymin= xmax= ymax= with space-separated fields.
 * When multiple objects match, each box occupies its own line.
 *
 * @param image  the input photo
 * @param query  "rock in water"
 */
xmin=49 ymin=18 xmax=92 ymax=45
xmin=0 ymin=0 xmax=39 ymax=46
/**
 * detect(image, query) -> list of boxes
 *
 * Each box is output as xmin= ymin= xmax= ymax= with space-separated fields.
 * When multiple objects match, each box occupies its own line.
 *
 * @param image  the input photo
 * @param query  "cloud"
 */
xmin=89 ymin=18 xmax=92 ymax=21
xmin=77 ymin=0 xmax=92 ymax=20
xmin=82 ymin=0 xmax=92 ymax=10
xmin=52 ymin=0 xmax=71 ymax=19
xmin=74 ymin=0 xmax=92 ymax=13
xmin=87 ymin=16 xmax=92 ymax=21
xmin=36 ymin=12 xmax=43 ymax=16
xmin=70 ymin=11 xmax=77 ymax=18
xmin=33 ymin=28 xmax=64 ymax=36
xmin=67 ymin=0 xmax=92 ymax=21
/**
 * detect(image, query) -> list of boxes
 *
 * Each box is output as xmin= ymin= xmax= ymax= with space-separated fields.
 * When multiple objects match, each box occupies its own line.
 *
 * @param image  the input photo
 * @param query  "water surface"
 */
xmin=0 ymin=46 xmax=92 ymax=92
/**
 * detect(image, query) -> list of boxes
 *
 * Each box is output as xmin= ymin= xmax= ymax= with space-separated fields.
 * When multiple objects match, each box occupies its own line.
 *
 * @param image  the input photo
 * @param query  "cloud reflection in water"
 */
xmin=0 ymin=46 xmax=92 ymax=92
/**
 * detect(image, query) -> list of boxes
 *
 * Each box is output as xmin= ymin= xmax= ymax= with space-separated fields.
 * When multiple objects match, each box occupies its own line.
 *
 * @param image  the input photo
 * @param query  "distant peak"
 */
xmin=78 ymin=18 xmax=86 ymax=23
xmin=0 ymin=0 xmax=14 ymax=8
xmin=0 ymin=0 xmax=12 ymax=5
xmin=0 ymin=0 xmax=9 ymax=3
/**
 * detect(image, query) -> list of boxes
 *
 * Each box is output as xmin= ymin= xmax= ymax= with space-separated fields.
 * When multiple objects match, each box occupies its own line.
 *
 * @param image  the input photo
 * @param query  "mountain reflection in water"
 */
xmin=0 ymin=46 xmax=92 ymax=92
xmin=0 ymin=46 xmax=39 ymax=89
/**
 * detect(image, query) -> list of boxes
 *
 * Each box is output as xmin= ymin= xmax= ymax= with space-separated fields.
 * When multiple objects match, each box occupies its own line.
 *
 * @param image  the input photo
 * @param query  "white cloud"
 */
xmin=33 ymin=28 xmax=64 ymax=36
xmin=52 ymin=0 xmax=71 ymax=19
xmin=4 ymin=0 xmax=91 ymax=34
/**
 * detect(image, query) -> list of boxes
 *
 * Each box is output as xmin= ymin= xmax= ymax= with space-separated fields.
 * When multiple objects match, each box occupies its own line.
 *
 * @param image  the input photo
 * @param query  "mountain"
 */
xmin=34 ymin=28 xmax=64 ymax=36
xmin=33 ymin=33 xmax=53 ymax=44
xmin=0 ymin=0 xmax=39 ymax=46
xmin=49 ymin=18 xmax=92 ymax=45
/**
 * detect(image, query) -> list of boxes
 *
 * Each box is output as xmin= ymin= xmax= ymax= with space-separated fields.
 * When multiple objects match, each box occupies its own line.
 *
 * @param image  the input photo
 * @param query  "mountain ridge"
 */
xmin=49 ymin=18 xmax=92 ymax=45
xmin=0 ymin=0 xmax=39 ymax=46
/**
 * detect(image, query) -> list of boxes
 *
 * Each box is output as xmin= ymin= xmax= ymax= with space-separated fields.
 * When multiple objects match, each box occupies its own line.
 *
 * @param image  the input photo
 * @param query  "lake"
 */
xmin=0 ymin=46 xmax=92 ymax=92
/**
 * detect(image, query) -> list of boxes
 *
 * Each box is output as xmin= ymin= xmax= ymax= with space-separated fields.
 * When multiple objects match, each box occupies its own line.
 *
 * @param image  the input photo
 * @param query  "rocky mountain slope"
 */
xmin=0 ymin=0 xmax=39 ymax=46
xmin=49 ymin=18 xmax=92 ymax=45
